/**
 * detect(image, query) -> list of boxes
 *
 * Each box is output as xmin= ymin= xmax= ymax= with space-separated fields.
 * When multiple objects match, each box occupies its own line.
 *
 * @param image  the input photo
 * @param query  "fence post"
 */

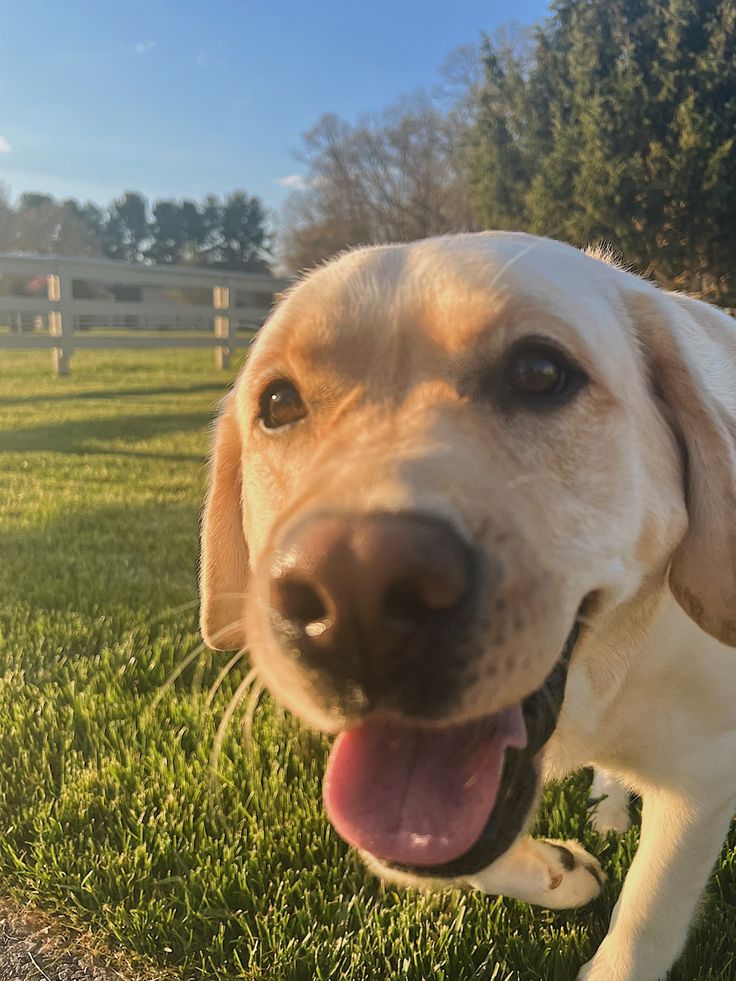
xmin=47 ymin=270 xmax=74 ymax=376
xmin=213 ymin=284 xmax=233 ymax=369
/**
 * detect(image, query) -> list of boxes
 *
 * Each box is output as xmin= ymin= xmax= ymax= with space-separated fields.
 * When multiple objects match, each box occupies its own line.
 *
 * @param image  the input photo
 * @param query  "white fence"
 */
xmin=0 ymin=253 xmax=290 ymax=374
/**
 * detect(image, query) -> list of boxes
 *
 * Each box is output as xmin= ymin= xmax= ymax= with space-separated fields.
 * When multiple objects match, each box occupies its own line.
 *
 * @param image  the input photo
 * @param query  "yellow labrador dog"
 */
xmin=200 ymin=232 xmax=736 ymax=980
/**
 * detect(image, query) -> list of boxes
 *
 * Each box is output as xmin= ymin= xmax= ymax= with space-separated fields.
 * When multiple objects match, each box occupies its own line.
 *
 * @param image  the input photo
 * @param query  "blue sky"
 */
xmin=0 ymin=0 xmax=550 ymax=221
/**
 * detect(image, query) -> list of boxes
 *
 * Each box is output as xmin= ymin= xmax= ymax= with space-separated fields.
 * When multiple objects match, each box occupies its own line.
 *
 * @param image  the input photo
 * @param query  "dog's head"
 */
xmin=200 ymin=232 xmax=736 ymax=878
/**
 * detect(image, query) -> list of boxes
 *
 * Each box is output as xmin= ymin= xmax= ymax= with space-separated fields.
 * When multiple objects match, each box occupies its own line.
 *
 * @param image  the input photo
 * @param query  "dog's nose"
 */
xmin=269 ymin=513 xmax=475 ymax=691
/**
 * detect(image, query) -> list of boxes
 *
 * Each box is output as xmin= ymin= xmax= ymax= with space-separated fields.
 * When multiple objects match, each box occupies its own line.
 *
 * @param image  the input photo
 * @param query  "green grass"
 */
xmin=0 ymin=349 xmax=734 ymax=980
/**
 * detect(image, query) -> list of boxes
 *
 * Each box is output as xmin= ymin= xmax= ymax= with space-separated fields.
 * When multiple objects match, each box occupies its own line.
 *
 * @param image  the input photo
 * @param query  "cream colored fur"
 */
xmin=200 ymin=232 xmax=736 ymax=981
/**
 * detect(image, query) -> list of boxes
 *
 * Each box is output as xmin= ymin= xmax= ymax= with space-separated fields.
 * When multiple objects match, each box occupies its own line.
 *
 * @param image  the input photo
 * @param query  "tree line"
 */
xmin=0 ymin=189 xmax=272 ymax=273
xmin=2 ymin=0 xmax=734 ymax=299
xmin=282 ymin=0 xmax=736 ymax=303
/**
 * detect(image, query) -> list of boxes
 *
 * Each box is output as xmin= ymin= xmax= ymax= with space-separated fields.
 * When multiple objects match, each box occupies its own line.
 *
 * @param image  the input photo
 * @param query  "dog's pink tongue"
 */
xmin=323 ymin=707 xmax=527 ymax=867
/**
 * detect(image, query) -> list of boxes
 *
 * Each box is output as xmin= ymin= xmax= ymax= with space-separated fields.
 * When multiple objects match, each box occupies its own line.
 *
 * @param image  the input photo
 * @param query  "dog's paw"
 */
xmin=539 ymin=839 xmax=605 ymax=909
xmin=466 ymin=834 xmax=604 ymax=910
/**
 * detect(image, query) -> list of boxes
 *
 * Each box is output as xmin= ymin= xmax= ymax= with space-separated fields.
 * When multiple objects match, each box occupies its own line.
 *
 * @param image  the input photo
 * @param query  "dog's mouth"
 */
xmin=323 ymin=620 xmax=580 ymax=877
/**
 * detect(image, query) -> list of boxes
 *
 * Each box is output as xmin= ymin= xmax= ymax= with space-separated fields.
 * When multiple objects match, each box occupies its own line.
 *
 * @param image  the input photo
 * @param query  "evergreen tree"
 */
xmin=103 ymin=192 xmax=149 ymax=262
xmin=468 ymin=44 xmax=529 ymax=230
xmin=0 ymin=189 xmax=272 ymax=273
xmin=217 ymin=192 xmax=271 ymax=272
xmin=469 ymin=0 xmax=736 ymax=301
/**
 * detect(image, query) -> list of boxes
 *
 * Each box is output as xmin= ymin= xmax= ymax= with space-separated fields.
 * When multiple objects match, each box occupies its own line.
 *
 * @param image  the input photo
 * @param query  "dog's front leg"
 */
xmin=467 ymin=835 xmax=603 ymax=909
xmin=578 ymin=788 xmax=734 ymax=981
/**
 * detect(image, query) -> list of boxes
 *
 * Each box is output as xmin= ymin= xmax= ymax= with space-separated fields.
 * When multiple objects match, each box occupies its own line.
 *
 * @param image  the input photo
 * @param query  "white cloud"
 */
xmin=0 ymin=135 xmax=11 ymax=154
xmin=134 ymin=39 xmax=157 ymax=55
xmin=275 ymin=174 xmax=309 ymax=190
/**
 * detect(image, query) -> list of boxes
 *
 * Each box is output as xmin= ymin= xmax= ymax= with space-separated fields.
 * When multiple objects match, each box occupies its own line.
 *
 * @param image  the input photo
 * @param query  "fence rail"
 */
xmin=0 ymin=253 xmax=290 ymax=374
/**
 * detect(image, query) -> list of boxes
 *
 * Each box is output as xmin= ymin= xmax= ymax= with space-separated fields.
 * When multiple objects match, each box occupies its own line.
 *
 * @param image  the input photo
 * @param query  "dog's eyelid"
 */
xmin=505 ymin=334 xmax=582 ymax=365
xmin=467 ymin=335 xmax=589 ymax=411
xmin=256 ymin=415 xmax=306 ymax=436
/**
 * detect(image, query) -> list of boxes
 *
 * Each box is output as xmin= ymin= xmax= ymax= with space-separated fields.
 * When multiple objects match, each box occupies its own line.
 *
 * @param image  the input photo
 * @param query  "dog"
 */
xmin=199 ymin=232 xmax=736 ymax=980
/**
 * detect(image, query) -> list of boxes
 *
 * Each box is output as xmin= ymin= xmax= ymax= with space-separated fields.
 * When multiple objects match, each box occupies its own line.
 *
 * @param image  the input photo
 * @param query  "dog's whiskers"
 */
xmin=146 ymin=599 xmax=200 ymax=625
xmin=148 ymin=616 xmax=248 ymax=714
xmin=148 ymin=638 xmax=210 ymax=713
xmin=242 ymin=678 xmax=266 ymax=747
xmin=487 ymin=236 xmax=549 ymax=292
xmin=206 ymin=649 xmax=250 ymax=708
xmin=210 ymin=668 xmax=262 ymax=788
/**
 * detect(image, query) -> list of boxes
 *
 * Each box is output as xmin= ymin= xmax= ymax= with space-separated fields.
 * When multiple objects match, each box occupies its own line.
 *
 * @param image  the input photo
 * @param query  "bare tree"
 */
xmin=280 ymin=94 xmax=480 ymax=274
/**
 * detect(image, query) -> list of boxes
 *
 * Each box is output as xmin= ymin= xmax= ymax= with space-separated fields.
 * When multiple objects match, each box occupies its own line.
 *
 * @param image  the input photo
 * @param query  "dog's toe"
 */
xmin=541 ymin=839 xmax=605 ymax=908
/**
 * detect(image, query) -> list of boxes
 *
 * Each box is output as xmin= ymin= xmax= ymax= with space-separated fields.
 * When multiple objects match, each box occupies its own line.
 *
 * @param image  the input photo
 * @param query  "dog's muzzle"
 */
xmin=264 ymin=508 xmax=582 ymax=877
xmin=323 ymin=620 xmax=581 ymax=877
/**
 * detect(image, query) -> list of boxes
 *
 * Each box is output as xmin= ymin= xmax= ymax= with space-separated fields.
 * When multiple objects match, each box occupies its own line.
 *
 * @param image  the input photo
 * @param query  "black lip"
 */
xmin=380 ymin=620 xmax=581 ymax=878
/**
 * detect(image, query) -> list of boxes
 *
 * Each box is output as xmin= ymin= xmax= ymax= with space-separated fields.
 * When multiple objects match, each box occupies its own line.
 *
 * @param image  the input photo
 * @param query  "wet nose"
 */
xmin=269 ymin=512 xmax=475 ymax=690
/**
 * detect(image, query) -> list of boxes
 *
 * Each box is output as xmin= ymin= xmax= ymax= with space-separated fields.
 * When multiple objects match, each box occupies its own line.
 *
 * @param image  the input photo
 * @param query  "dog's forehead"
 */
xmin=248 ymin=233 xmax=631 ymax=383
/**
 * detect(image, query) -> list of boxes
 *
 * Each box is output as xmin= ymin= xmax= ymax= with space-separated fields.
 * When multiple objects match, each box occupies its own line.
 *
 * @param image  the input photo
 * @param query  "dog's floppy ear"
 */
xmin=630 ymin=285 xmax=736 ymax=645
xmin=200 ymin=393 xmax=250 ymax=651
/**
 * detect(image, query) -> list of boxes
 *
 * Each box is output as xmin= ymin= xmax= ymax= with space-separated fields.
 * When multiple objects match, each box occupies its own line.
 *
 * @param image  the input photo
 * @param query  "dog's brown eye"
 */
xmin=259 ymin=380 xmax=307 ymax=430
xmin=504 ymin=341 xmax=585 ymax=406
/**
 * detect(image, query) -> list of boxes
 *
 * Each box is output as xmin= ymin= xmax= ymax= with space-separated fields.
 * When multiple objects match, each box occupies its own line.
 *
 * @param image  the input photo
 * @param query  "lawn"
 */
xmin=0 ymin=349 xmax=734 ymax=980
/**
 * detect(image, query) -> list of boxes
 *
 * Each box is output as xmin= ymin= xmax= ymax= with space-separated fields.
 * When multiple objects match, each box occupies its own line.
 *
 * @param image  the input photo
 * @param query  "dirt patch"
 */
xmin=0 ymin=904 xmax=170 ymax=981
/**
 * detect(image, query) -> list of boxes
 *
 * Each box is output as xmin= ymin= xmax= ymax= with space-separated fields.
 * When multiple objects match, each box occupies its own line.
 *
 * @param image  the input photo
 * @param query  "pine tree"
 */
xmin=469 ymin=0 xmax=736 ymax=302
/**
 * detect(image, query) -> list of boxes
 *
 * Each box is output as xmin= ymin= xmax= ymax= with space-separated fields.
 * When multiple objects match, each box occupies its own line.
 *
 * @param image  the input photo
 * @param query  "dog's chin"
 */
xmin=322 ymin=621 xmax=581 ymax=879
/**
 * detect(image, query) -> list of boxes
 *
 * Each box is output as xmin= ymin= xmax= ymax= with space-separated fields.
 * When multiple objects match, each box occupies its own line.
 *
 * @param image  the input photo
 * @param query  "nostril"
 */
xmin=272 ymin=577 xmax=328 ymax=629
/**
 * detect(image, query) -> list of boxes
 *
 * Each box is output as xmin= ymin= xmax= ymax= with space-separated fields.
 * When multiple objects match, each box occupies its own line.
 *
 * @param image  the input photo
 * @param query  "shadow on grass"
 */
xmin=0 ymin=500 xmax=201 ymax=614
xmin=0 ymin=381 xmax=226 ymax=407
xmin=0 ymin=410 xmax=212 ymax=458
